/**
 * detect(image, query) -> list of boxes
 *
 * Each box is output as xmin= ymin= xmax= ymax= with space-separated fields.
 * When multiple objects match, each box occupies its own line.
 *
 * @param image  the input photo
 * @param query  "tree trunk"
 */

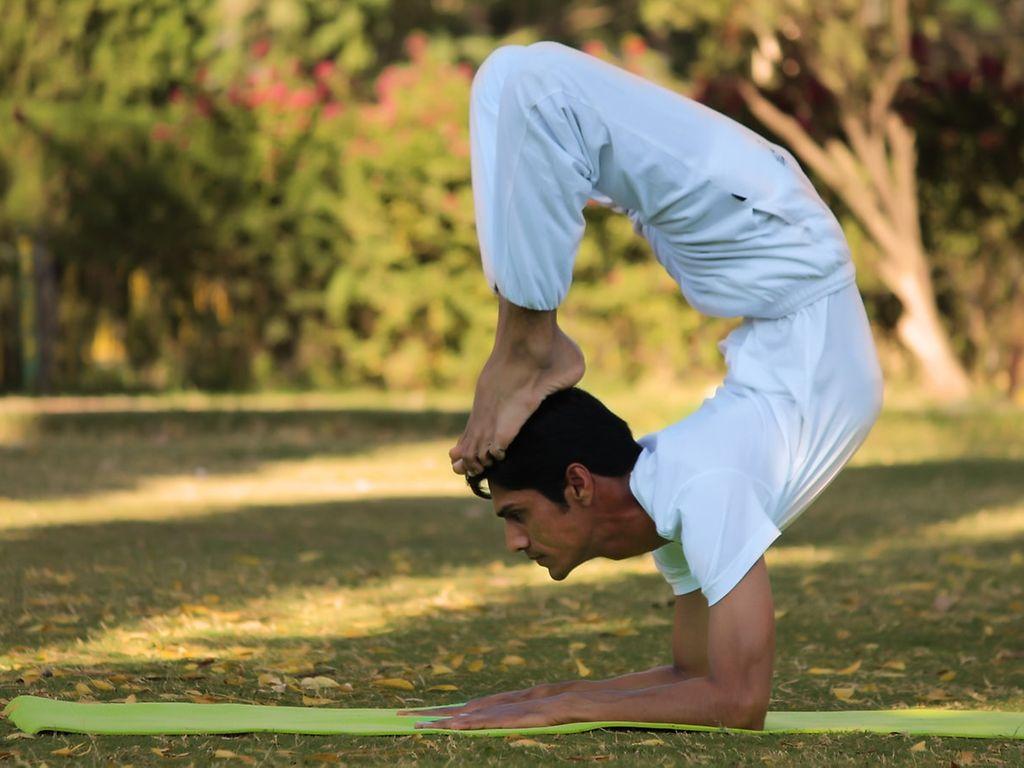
xmin=885 ymin=253 xmax=972 ymax=400
xmin=736 ymin=81 xmax=973 ymax=402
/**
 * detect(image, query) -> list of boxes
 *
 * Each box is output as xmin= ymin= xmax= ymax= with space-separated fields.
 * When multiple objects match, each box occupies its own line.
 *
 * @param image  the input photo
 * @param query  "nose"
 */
xmin=504 ymin=520 xmax=529 ymax=553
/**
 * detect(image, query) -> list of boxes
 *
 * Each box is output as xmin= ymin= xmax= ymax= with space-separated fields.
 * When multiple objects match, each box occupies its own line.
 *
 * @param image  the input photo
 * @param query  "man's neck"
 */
xmin=589 ymin=475 xmax=670 ymax=560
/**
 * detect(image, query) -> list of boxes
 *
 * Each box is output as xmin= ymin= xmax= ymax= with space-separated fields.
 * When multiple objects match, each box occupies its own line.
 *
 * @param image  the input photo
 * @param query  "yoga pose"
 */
xmin=418 ymin=41 xmax=883 ymax=731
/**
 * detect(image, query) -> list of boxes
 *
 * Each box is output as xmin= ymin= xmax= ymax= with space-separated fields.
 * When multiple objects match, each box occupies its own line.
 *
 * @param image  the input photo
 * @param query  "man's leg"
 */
xmin=449 ymin=46 xmax=586 ymax=476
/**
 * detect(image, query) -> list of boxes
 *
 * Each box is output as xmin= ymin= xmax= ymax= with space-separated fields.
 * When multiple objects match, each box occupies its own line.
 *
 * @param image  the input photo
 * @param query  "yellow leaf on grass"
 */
xmin=836 ymin=660 xmax=862 ymax=675
xmin=634 ymin=738 xmax=666 ymax=746
xmin=449 ymin=654 xmax=465 ymax=669
xmin=301 ymin=676 xmax=340 ymax=689
xmin=910 ymin=740 xmax=927 ymax=752
xmin=938 ymin=670 xmax=957 ymax=682
xmin=882 ymin=660 xmax=906 ymax=671
xmin=569 ymin=642 xmax=587 ymax=652
xmin=213 ymin=748 xmax=255 ymax=763
xmin=831 ymin=686 xmax=856 ymax=701
xmin=575 ymin=657 xmax=592 ymax=677
xmin=374 ymin=678 xmax=414 ymax=691
xmin=74 ymin=682 xmax=92 ymax=696
xmin=50 ymin=742 xmax=90 ymax=757
xmin=501 ymin=655 xmax=526 ymax=666
xmin=258 ymin=674 xmax=283 ymax=687
xmin=467 ymin=660 xmax=485 ymax=673
xmin=428 ymin=684 xmax=460 ymax=692
xmin=508 ymin=738 xmax=551 ymax=749
xmin=302 ymin=696 xmax=333 ymax=706
xmin=91 ymin=679 xmax=115 ymax=692
xmin=808 ymin=667 xmax=835 ymax=675
xmin=957 ymin=750 xmax=976 ymax=765
xmin=431 ymin=664 xmax=454 ymax=676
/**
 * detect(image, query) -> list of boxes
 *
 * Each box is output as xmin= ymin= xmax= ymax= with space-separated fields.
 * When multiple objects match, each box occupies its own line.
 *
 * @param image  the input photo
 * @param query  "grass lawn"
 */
xmin=1 ymin=383 xmax=1022 ymax=766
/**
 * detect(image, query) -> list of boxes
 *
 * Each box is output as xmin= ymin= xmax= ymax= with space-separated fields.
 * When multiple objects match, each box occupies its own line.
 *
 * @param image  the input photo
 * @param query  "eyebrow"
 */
xmin=496 ymin=504 xmax=523 ymax=519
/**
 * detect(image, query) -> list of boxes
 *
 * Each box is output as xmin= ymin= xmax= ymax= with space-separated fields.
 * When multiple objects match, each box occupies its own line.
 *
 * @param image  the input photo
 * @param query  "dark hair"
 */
xmin=467 ymin=387 xmax=643 ymax=506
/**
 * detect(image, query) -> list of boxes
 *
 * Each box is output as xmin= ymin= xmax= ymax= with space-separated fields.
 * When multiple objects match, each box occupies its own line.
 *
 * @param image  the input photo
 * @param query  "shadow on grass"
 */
xmin=0 ymin=406 xmax=470 ymax=502
xmin=1 ymin=457 xmax=1022 ymax=702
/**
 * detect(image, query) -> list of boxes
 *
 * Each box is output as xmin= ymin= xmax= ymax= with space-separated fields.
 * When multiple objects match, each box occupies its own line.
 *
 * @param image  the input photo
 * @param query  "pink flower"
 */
xmin=405 ymin=31 xmax=428 ymax=62
xmin=151 ymin=123 xmax=174 ymax=142
xmin=250 ymin=39 xmax=271 ymax=59
xmin=623 ymin=35 xmax=647 ymax=58
xmin=322 ymin=102 xmax=344 ymax=120
xmin=314 ymin=60 xmax=335 ymax=81
xmin=288 ymin=86 xmax=319 ymax=110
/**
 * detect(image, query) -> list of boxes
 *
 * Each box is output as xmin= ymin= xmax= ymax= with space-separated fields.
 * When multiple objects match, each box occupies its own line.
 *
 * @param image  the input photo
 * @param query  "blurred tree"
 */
xmin=640 ymin=0 xmax=979 ymax=399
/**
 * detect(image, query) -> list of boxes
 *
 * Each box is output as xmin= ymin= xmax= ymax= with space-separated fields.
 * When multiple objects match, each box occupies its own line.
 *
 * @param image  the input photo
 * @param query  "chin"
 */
xmin=547 ymin=562 xmax=576 ymax=581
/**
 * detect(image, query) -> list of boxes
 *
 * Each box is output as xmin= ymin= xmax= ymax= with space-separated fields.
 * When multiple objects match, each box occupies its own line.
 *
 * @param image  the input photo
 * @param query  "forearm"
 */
xmin=566 ymin=676 xmax=763 ymax=730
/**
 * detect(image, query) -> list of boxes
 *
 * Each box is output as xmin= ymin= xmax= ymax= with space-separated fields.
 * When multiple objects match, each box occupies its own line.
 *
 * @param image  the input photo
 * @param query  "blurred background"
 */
xmin=0 ymin=0 xmax=1021 ymax=402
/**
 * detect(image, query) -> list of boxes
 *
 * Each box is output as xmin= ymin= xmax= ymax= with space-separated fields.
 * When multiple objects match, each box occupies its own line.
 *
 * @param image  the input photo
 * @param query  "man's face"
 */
xmin=490 ymin=483 xmax=592 ymax=581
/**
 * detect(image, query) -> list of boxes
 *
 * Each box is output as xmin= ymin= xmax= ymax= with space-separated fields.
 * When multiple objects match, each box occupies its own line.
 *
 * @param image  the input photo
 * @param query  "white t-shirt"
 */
xmin=628 ymin=386 xmax=787 ymax=606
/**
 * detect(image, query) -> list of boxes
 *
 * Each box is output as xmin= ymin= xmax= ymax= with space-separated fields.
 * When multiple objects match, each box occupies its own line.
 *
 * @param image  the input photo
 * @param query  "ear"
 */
xmin=563 ymin=463 xmax=593 ymax=505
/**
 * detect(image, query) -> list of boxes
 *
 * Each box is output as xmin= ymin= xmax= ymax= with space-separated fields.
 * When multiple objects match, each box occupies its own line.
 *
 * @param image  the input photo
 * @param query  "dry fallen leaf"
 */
xmin=467 ymin=660 xmax=485 ymax=673
xmin=91 ymin=679 xmax=116 ymax=692
xmin=909 ymin=740 xmax=927 ymax=752
xmin=301 ymin=695 xmax=333 ymax=706
xmin=431 ymin=663 xmax=454 ymax=676
xmin=882 ymin=660 xmax=906 ymax=671
xmin=574 ymin=658 xmax=592 ymax=677
xmin=301 ymin=676 xmax=341 ymax=690
xmin=938 ymin=669 xmax=957 ymax=682
xmin=373 ymin=678 xmax=415 ymax=691
xmin=213 ymin=748 xmax=255 ymax=763
xmin=508 ymin=738 xmax=551 ymax=749
xmin=74 ymin=682 xmax=93 ymax=697
xmin=957 ymin=750 xmax=975 ymax=765
xmin=50 ymin=742 xmax=90 ymax=757
xmin=633 ymin=738 xmax=665 ymax=746
xmin=831 ymin=686 xmax=856 ymax=701
xmin=427 ymin=684 xmax=459 ymax=692
xmin=501 ymin=655 xmax=526 ymax=667
xmin=836 ymin=660 xmax=862 ymax=675
xmin=449 ymin=654 xmax=465 ymax=669
xmin=257 ymin=673 xmax=283 ymax=687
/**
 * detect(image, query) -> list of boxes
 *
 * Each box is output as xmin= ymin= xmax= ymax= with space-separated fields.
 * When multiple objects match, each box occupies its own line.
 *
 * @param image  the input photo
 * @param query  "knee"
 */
xmin=472 ymin=44 xmax=530 ymax=102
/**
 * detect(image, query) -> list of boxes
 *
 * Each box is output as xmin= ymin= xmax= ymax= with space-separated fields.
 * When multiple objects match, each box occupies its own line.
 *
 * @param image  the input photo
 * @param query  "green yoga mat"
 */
xmin=4 ymin=696 xmax=1024 ymax=739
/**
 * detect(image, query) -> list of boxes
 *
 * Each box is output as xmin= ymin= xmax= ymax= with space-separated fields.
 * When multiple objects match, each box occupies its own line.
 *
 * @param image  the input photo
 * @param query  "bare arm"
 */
xmin=417 ymin=557 xmax=775 ymax=731
xmin=404 ymin=586 xmax=712 ymax=716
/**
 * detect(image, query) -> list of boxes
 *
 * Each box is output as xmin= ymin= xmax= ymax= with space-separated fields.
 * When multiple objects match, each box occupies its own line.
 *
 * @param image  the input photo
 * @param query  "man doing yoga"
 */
xmin=405 ymin=40 xmax=883 ymax=731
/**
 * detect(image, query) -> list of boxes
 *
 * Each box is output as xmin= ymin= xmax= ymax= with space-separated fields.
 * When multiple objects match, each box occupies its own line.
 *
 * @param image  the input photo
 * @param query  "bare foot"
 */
xmin=450 ymin=328 xmax=585 ymax=476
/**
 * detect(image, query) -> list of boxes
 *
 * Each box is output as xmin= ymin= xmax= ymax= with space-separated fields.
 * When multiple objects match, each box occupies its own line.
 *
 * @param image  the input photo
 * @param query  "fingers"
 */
xmin=397 ymin=705 xmax=465 ymax=716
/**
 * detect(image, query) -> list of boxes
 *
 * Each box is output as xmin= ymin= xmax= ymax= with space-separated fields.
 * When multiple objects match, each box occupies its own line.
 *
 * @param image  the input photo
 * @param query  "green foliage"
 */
xmin=0 ymin=0 xmax=1016 ymax=393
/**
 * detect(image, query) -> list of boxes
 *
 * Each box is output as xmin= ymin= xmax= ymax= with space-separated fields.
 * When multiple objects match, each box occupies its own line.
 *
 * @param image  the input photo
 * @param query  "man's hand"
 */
xmin=409 ymin=693 xmax=580 ymax=730
xmin=450 ymin=297 xmax=585 ymax=476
